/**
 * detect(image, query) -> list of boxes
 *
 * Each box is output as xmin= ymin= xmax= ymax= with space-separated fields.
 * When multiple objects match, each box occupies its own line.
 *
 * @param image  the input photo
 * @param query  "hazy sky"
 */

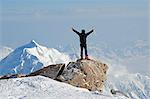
xmin=0 ymin=0 xmax=149 ymax=49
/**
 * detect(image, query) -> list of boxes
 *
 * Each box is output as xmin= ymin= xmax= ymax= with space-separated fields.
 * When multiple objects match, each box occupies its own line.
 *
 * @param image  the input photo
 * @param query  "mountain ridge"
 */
xmin=0 ymin=40 xmax=71 ymax=75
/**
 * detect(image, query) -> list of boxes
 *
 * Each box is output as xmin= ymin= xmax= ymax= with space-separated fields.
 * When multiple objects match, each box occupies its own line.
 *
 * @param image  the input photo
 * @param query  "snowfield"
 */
xmin=0 ymin=76 xmax=127 ymax=99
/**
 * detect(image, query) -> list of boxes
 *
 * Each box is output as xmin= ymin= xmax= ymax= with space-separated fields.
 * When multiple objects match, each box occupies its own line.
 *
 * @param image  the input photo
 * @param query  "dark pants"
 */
xmin=80 ymin=44 xmax=88 ymax=58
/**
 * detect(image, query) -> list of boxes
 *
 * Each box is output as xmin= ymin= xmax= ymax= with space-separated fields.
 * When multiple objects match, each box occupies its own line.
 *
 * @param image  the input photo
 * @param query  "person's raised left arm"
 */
xmin=86 ymin=29 xmax=94 ymax=36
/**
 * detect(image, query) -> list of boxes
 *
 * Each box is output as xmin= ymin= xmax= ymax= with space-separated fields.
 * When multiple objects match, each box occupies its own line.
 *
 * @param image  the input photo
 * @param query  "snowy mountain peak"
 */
xmin=0 ymin=40 xmax=71 ymax=76
xmin=30 ymin=40 xmax=40 ymax=47
xmin=20 ymin=40 xmax=40 ymax=49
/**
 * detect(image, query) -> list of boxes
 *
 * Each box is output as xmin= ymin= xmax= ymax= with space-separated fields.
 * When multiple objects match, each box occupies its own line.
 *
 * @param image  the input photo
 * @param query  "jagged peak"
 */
xmin=7 ymin=40 xmax=42 ymax=57
xmin=17 ymin=40 xmax=41 ymax=50
xmin=29 ymin=40 xmax=40 ymax=47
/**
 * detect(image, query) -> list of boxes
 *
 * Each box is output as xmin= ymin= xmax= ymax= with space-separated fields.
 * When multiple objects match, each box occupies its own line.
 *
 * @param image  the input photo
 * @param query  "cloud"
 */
xmin=134 ymin=40 xmax=150 ymax=48
xmin=88 ymin=40 xmax=150 ymax=76
xmin=2 ymin=3 xmax=148 ymax=21
xmin=72 ymin=6 xmax=147 ymax=18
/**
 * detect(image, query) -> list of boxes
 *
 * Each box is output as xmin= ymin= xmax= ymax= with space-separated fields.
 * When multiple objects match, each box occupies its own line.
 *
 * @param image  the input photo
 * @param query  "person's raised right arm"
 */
xmin=72 ymin=28 xmax=80 ymax=35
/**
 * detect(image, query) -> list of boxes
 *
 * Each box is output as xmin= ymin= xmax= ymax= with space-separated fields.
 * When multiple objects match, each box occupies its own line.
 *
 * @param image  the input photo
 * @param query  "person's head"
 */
xmin=81 ymin=29 xmax=85 ymax=34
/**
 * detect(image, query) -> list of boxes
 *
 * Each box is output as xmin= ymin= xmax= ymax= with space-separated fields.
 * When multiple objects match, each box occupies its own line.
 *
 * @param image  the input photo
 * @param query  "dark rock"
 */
xmin=27 ymin=63 xmax=65 ymax=79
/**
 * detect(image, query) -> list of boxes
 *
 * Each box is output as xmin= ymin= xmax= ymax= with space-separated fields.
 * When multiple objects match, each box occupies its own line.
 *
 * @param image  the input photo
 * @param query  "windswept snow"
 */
xmin=0 ymin=76 xmax=127 ymax=99
xmin=0 ymin=40 xmax=71 ymax=75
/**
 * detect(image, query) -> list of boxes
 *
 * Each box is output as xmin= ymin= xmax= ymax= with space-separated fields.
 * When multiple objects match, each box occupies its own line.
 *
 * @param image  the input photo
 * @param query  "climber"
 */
xmin=72 ymin=27 xmax=94 ymax=60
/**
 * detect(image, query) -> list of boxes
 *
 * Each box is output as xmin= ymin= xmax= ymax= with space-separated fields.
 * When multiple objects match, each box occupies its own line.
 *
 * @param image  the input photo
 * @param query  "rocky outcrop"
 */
xmin=57 ymin=59 xmax=108 ymax=91
xmin=27 ymin=64 xmax=65 ymax=79
xmin=0 ymin=74 xmax=26 ymax=79
xmin=0 ymin=59 xmax=108 ymax=92
xmin=0 ymin=64 xmax=65 ymax=80
xmin=27 ymin=59 xmax=108 ymax=91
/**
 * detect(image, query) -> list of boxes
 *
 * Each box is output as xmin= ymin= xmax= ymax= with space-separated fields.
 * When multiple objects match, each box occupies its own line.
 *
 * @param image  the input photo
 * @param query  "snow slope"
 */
xmin=0 ymin=40 xmax=71 ymax=75
xmin=0 ymin=76 xmax=127 ymax=99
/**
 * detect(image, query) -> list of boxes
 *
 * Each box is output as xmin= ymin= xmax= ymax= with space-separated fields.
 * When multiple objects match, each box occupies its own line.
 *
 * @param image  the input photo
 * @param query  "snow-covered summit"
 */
xmin=0 ymin=40 xmax=71 ymax=75
xmin=30 ymin=40 xmax=40 ymax=47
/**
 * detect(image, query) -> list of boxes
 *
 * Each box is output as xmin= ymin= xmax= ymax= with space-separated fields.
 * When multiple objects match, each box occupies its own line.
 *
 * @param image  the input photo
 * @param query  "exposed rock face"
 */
xmin=28 ymin=64 xmax=65 ymax=79
xmin=57 ymin=59 xmax=108 ymax=91
xmin=0 ymin=74 xmax=26 ymax=80
xmin=0 ymin=64 xmax=65 ymax=80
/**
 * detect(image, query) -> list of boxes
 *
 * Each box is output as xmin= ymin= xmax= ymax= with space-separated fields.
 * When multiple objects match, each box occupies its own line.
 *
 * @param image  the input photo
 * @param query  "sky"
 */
xmin=0 ymin=0 xmax=149 ymax=49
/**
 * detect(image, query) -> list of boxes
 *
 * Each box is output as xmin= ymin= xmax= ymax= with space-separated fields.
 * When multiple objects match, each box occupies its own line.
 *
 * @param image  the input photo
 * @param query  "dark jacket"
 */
xmin=72 ymin=28 xmax=93 ymax=46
